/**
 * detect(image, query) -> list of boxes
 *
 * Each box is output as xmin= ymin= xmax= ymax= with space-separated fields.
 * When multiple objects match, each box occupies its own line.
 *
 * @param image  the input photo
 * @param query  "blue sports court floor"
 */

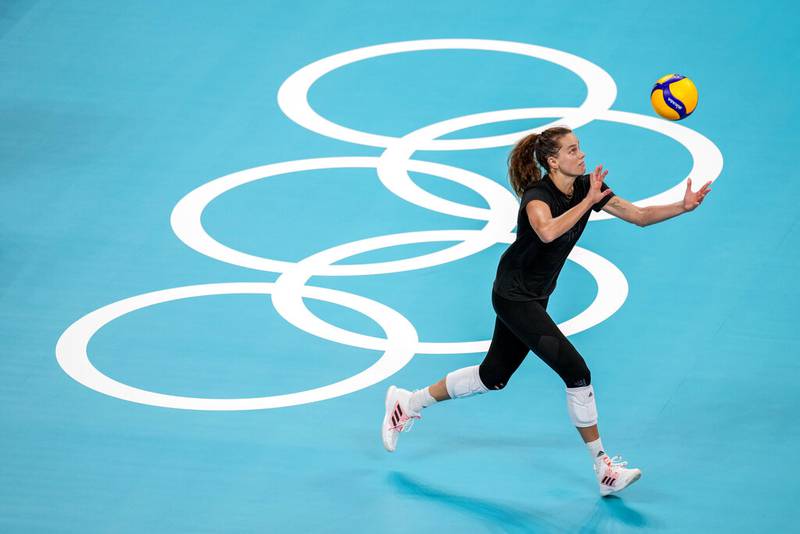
xmin=2 ymin=1 xmax=799 ymax=532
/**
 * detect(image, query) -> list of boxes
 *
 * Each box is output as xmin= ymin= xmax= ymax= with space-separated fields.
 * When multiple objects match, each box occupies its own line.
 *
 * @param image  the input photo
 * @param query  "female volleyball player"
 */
xmin=381 ymin=126 xmax=712 ymax=496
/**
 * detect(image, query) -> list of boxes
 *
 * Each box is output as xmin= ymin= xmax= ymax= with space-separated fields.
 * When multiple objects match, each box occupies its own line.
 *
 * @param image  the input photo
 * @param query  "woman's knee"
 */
xmin=562 ymin=362 xmax=591 ymax=389
xmin=445 ymin=365 xmax=490 ymax=398
xmin=478 ymin=362 xmax=512 ymax=391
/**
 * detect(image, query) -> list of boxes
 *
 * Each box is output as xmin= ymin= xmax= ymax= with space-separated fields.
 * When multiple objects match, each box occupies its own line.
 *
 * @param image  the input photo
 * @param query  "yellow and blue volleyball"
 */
xmin=650 ymin=74 xmax=698 ymax=120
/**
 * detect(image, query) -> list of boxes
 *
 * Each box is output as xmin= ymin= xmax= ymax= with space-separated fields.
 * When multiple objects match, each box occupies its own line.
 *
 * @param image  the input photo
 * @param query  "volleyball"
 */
xmin=650 ymin=74 xmax=698 ymax=120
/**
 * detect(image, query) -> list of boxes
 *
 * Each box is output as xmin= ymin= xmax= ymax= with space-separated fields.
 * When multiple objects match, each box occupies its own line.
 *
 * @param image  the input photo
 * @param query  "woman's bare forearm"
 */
xmin=530 ymin=197 xmax=593 ymax=242
xmin=639 ymin=201 xmax=687 ymax=227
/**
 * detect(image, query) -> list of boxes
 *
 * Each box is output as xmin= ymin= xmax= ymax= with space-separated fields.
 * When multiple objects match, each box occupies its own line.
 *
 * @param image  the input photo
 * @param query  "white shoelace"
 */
xmin=399 ymin=417 xmax=418 ymax=432
xmin=608 ymin=455 xmax=628 ymax=468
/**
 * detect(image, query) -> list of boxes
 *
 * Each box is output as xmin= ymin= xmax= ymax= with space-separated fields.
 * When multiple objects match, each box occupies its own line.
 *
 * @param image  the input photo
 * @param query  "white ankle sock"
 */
xmin=408 ymin=387 xmax=437 ymax=413
xmin=586 ymin=438 xmax=607 ymax=463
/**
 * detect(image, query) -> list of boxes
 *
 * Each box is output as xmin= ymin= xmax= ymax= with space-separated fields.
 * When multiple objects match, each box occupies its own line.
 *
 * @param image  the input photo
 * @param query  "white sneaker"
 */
xmin=381 ymin=386 xmax=421 ymax=452
xmin=594 ymin=455 xmax=642 ymax=496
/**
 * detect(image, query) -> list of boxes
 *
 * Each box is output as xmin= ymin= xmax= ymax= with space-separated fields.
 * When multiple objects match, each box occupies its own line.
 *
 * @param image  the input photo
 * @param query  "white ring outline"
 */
xmin=171 ymin=156 xmax=517 ymax=276
xmin=270 ymin=233 xmax=628 ymax=355
xmin=373 ymin=107 xmax=724 ymax=223
xmin=278 ymin=39 xmax=617 ymax=151
xmin=55 ymin=283 xmax=418 ymax=411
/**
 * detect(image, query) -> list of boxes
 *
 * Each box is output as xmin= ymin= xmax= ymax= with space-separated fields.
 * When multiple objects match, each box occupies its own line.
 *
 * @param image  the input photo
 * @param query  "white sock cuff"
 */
xmin=586 ymin=438 xmax=606 ymax=461
xmin=409 ymin=387 xmax=437 ymax=413
xmin=445 ymin=365 xmax=489 ymax=399
xmin=419 ymin=387 xmax=436 ymax=407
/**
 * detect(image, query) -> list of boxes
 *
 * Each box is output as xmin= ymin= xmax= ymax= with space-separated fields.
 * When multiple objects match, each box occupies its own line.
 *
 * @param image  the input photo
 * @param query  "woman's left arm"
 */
xmin=602 ymin=178 xmax=712 ymax=227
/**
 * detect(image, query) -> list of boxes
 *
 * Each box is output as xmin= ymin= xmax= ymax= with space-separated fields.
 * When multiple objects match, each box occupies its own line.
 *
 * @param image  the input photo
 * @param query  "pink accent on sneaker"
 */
xmin=388 ymin=401 xmax=419 ymax=432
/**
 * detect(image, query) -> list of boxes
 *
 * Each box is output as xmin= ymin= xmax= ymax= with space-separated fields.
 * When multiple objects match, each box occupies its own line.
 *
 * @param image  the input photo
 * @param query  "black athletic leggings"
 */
xmin=478 ymin=291 xmax=591 ymax=390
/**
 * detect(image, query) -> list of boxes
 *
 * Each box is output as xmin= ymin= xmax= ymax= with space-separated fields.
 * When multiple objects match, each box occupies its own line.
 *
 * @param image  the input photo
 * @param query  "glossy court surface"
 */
xmin=2 ymin=1 xmax=798 ymax=532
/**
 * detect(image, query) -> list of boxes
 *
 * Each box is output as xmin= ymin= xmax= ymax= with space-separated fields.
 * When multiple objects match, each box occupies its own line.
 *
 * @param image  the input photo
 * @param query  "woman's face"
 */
xmin=550 ymin=133 xmax=586 ymax=177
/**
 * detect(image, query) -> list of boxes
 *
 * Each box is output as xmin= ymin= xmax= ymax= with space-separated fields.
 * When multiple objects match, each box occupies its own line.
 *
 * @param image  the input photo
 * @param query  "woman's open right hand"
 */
xmin=587 ymin=165 xmax=612 ymax=205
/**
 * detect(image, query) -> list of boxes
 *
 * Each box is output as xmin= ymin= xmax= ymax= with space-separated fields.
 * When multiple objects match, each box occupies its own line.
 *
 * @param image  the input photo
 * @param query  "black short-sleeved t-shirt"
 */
xmin=492 ymin=174 xmax=614 ymax=301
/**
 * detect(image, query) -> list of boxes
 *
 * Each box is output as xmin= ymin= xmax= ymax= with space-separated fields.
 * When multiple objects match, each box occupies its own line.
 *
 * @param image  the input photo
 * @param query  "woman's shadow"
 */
xmin=388 ymin=471 xmax=553 ymax=533
xmin=577 ymin=494 xmax=651 ymax=533
xmin=387 ymin=472 xmax=650 ymax=533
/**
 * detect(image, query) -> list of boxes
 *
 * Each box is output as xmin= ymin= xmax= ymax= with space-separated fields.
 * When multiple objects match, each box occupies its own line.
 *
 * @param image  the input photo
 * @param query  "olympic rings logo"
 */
xmin=55 ymin=40 xmax=723 ymax=411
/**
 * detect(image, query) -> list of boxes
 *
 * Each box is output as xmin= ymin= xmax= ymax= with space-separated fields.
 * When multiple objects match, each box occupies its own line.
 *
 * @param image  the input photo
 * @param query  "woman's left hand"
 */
xmin=683 ymin=178 xmax=712 ymax=212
